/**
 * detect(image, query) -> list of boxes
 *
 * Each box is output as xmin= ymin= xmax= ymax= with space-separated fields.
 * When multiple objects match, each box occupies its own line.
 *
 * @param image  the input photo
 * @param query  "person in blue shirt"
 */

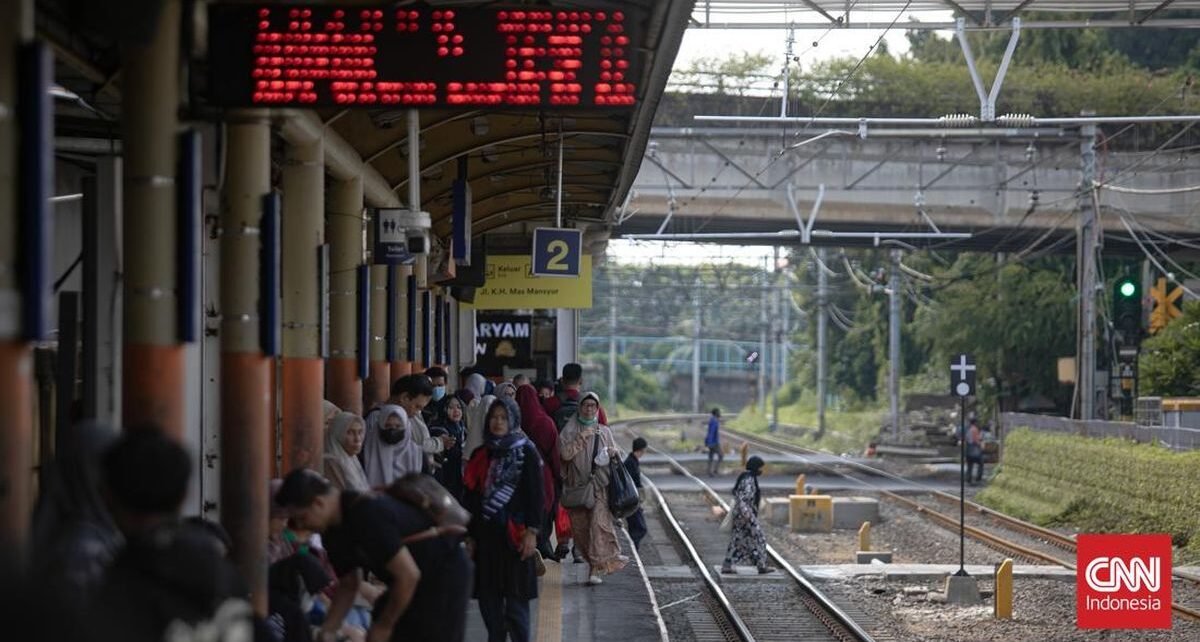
xmin=705 ymin=408 xmax=723 ymax=476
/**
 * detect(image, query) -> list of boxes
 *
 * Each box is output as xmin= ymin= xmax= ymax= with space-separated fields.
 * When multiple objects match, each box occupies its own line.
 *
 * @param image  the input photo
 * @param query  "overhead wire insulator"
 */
xmin=997 ymin=113 xmax=1036 ymax=127
xmin=938 ymin=113 xmax=977 ymax=128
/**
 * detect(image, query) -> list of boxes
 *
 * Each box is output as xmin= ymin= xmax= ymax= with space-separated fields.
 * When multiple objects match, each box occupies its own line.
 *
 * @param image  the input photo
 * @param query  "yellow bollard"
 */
xmin=858 ymin=522 xmax=871 ymax=551
xmin=995 ymin=559 xmax=1013 ymax=619
xmin=794 ymin=474 xmax=807 ymax=496
xmin=739 ymin=442 xmax=749 ymax=468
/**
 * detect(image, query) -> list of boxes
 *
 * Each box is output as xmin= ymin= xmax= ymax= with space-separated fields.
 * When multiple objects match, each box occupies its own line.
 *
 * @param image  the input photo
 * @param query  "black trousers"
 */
xmin=477 ymin=593 xmax=531 ymax=642
xmin=626 ymin=508 xmax=648 ymax=549
xmin=966 ymin=456 xmax=984 ymax=482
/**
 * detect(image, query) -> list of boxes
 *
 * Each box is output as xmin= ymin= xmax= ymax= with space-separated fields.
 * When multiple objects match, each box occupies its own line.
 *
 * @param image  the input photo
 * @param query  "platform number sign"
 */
xmin=950 ymin=353 xmax=976 ymax=398
xmin=531 ymin=228 xmax=582 ymax=278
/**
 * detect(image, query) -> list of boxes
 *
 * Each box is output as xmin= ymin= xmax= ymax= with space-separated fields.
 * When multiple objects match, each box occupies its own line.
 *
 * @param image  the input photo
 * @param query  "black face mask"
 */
xmin=379 ymin=427 xmax=405 ymax=445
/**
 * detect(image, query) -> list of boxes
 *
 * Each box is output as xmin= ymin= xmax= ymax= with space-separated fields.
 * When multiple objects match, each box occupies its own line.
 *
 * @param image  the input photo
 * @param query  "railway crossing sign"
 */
xmin=1149 ymin=277 xmax=1183 ymax=334
xmin=950 ymin=353 xmax=976 ymax=398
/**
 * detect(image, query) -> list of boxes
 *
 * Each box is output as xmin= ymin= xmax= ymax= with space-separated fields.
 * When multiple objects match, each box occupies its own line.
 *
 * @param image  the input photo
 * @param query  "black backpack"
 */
xmin=552 ymin=392 xmax=580 ymax=432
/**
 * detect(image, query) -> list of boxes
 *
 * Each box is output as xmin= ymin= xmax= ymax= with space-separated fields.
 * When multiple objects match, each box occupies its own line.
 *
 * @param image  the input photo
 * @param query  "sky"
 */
xmin=611 ymin=7 xmax=955 ymax=266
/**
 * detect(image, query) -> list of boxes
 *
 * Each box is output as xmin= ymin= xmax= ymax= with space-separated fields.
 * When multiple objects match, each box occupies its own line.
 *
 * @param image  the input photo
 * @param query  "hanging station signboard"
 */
xmin=207 ymin=4 xmax=641 ymax=108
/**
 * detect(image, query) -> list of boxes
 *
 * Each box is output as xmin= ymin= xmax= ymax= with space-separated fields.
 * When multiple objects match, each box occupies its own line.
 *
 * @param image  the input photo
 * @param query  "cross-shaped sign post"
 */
xmin=950 ymin=353 xmax=976 ymax=577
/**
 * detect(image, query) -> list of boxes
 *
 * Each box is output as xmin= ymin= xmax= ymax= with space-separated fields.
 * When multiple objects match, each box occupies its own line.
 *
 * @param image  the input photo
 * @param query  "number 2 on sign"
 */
xmin=545 ymin=240 xmax=570 ymax=271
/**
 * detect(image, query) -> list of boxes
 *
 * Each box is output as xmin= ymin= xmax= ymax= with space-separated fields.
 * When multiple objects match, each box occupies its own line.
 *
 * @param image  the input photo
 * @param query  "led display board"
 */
xmin=207 ymin=4 xmax=640 ymax=108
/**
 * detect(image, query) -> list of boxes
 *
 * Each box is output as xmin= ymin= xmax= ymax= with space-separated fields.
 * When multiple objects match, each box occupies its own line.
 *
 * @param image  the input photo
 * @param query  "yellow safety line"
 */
xmin=534 ymin=557 xmax=564 ymax=642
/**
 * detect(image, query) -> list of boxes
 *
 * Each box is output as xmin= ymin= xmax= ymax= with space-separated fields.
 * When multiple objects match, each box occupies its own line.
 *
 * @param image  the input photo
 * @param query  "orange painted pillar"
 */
xmin=219 ymin=112 xmax=271 ymax=615
xmin=280 ymin=137 xmax=324 ymax=473
xmin=121 ymin=0 xmax=184 ymax=438
xmin=0 ymin=0 xmax=33 ymax=578
xmin=326 ymin=177 xmax=364 ymax=415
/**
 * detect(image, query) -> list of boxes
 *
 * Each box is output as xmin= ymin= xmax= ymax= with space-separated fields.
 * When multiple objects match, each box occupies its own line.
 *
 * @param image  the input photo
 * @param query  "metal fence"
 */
xmin=1002 ymin=411 xmax=1200 ymax=452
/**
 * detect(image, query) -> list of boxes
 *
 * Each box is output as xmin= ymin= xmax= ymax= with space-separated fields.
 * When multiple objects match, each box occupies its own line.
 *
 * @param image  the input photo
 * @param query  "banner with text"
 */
xmin=469 ymin=254 xmax=592 ymax=310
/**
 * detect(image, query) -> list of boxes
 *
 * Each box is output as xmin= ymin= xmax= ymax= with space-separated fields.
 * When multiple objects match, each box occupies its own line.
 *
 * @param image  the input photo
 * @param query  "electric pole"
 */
xmin=758 ymin=257 xmax=767 ymax=415
xmin=816 ymin=248 xmax=828 ymax=438
xmin=692 ymin=281 xmax=702 ymax=414
xmin=608 ymin=277 xmax=617 ymax=416
xmin=1077 ymin=121 xmax=1098 ymax=420
xmin=770 ymin=247 xmax=781 ymax=432
xmin=888 ymin=249 xmax=902 ymax=438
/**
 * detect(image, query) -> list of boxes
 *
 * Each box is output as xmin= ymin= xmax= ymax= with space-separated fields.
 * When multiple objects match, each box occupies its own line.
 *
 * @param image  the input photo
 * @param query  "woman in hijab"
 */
xmin=30 ymin=421 xmax=121 ymax=602
xmin=720 ymin=456 xmax=774 ymax=575
xmin=463 ymin=372 xmax=492 ymax=458
xmin=323 ymin=411 xmax=370 ymax=492
xmin=435 ymin=396 xmax=468 ymax=500
xmin=515 ymin=384 xmax=560 ymax=561
xmin=494 ymin=381 xmax=517 ymax=402
xmin=463 ymin=396 xmax=545 ymax=642
xmin=361 ymin=404 xmax=424 ymax=488
xmin=559 ymin=392 xmax=627 ymax=585
xmin=322 ymin=400 xmax=340 ymax=429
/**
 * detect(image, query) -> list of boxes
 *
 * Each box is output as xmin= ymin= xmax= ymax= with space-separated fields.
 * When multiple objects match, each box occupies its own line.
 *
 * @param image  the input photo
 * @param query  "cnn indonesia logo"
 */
xmin=1077 ymin=534 xmax=1172 ymax=629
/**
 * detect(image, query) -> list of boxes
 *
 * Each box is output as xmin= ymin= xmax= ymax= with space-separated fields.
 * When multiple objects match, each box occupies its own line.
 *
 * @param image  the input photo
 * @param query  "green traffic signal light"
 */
xmin=1119 ymin=280 xmax=1137 ymax=298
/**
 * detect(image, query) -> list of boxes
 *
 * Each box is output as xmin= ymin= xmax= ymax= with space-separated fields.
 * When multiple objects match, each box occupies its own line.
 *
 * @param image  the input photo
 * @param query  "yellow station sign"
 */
xmin=468 ymin=254 xmax=593 ymax=310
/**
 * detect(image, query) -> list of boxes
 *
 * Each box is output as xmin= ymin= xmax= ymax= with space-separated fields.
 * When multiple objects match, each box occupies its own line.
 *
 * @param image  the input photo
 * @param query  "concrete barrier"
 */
xmin=789 ymin=495 xmax=832 ymax=532
xmin=833 ymin=497 xmax=880 ymax=529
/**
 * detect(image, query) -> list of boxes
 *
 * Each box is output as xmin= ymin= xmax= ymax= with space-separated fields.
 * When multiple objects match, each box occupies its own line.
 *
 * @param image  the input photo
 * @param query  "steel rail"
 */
xmin=722 ymin=425 xmax=1200 ymax=621
xmin=615 ymin=417 xmax=877 ymax=642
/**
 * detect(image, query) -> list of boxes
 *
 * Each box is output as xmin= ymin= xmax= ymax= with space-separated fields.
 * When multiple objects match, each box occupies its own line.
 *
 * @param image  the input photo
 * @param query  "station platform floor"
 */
xmin=462 ymin=529 xmax=666 ymax=642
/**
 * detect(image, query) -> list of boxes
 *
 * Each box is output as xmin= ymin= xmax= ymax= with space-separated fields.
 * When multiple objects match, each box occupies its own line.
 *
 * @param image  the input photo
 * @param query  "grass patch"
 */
xmin=729 ymin=394 xmax=886 ymax=455
xmin=976 ymin=428 xmax=1200 ymax=564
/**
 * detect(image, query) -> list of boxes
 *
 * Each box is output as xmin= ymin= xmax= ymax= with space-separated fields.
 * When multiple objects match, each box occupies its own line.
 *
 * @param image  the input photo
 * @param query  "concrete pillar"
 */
xmin=219 ymin=112 xmax=271 ymax=615
xmin=389 ymin=266 xmax=412 ymax=383
xmin=280 ymin=139 xmax=323 ymax=472
xmin=366 ymin=222 xmax=389 ymax=408
xmin=555 ymin=308 xmax=578 ymax=375
xmin=457 ymin=303 xmax=476 ymax=373
xmin=122 ymin=0 xmax=183 ymax=438
xmin=0 ymin=0 xmax=33 ymax=577
xmin=421 ymin=290 xmax=432 ymax=369
xmin=327 ymin=177 xmax=364 ymax=414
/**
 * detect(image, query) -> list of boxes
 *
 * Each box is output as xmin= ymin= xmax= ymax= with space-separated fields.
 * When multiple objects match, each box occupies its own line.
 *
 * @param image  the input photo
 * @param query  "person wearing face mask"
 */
xmin=362 ymin=405 xmax=425 ymax=488
xmin=367 ymin=374 xmax=452 ymax=469
xmin=559 ymin=392 xmax=628 ymax=585
xmin=719 ymin=456 xmax=775 ymax=575
xmin=420 ymin=367 xmax=451 ymax=429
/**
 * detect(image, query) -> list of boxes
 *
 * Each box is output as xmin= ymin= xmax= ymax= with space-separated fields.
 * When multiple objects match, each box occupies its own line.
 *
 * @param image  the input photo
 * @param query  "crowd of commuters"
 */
xmin=18 ymin=362 xmax=656 ymax=642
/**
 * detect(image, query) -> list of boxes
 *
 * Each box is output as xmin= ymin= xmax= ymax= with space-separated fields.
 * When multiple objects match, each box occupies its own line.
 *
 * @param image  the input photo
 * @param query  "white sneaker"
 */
xmin=587 ymin=574 xmax=603 ymax=585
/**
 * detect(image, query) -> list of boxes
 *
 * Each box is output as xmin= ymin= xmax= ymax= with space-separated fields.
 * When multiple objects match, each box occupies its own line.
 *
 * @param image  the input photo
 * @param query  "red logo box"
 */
xmin=1077 ymin=534 xmax=1172 ymax=629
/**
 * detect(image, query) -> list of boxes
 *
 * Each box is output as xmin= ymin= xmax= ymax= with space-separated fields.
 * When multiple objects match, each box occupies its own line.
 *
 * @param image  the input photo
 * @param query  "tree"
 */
xmin=1140 ymin=301 xmax=1200 ymax=397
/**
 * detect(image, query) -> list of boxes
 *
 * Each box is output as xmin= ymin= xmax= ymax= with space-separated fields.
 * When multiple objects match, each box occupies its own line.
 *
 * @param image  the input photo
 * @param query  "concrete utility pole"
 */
xmin=888 ymin=250 xmax=902 ymax=437
xmin=692 ymin=281 xmax=702 ymax=414
xmin=758 ymin=257 xmax=768 ymax=414
xmin=816 ymin=248 xmax=829 ymax=437
xmin=1077 ymin=122 xmax=1099 ymax=420
xmin=780 ymin=254 xmax=791 ymax=391
xmin=770 ymin=247 xmax=781 ymax=431
xmin=608 ymin=277 xmax=617 ymax=414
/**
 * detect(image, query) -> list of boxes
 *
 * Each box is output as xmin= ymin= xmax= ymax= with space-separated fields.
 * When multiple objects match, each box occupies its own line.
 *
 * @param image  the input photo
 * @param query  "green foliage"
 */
xmin=913 ymin=255 xmax=1076 ymax=412
xmin=1140 ymin=301 xmax=1200 ymax=396
xmin=578 ymin=352 xmax=671 ymax=412
xmin=977 ymin=428 xmax=1200 ymax=561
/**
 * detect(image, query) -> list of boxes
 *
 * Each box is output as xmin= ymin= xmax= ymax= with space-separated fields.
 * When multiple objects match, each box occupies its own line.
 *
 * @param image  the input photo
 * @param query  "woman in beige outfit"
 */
xmin=559 ymin=392 xmax=628 ymax=585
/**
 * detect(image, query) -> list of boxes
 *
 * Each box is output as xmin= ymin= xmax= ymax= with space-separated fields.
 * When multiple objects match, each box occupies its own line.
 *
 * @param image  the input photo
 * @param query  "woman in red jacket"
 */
xmin=516 ymin=384 xmax=560 ymax=561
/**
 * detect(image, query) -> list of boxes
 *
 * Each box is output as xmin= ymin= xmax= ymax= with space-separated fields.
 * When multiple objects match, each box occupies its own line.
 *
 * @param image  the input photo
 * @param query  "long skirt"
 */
xmin=722 ymin=508 xmax=768 ymax=569
xmin=566 ymin=492 xmax=628 ymax=575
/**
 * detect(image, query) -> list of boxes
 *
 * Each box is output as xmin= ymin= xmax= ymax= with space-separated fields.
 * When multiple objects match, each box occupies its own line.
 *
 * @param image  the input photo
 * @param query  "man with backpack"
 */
xmin=275 ymin=469 xmax=471 ymax=642
xmin=543 ymin=363 xmax=608 ymax=431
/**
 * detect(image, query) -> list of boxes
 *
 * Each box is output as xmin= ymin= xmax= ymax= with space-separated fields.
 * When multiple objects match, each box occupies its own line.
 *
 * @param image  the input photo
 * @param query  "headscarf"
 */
xmin=464 ymin=373 xmax=487 ymax=400
xmin=31 ymin=421 xmax=121 ymax=593
xmin=735 ymin=456 xmax=764 ymax=513
xmin=495 ymin=381 xmax=517 ymax=400
xmin=322 ymin=401 xmax=340 ymax=430
xmin=323 ymin=412 xmax=370 ymax=491
xmin=516 ymin=384 xmax=561 ymax=487
xmin=361 ymin=404 xmax=424 ymax=488
xmin=477 ymin=396 xmax=530 ymax=521
xmin=578 ymin=391 xmax=602 ymax=426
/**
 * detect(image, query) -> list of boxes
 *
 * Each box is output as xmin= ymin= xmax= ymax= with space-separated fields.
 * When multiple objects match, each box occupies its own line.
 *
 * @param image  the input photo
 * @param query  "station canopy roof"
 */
xmin=691 ymin=1 xmax=1200 ymax=28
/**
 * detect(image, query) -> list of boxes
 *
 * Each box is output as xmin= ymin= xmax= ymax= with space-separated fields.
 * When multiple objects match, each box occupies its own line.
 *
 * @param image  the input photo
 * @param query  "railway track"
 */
xmin=612 ymin=417 xmax=880 ymax=642
xmin=720 ymin=424 xmax=1200 ymax=622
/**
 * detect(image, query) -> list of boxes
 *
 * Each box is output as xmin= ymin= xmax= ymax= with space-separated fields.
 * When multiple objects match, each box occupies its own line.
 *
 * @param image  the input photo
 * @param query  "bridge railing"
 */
xmin=1001 ymin=411 xmax=1200 ymax=452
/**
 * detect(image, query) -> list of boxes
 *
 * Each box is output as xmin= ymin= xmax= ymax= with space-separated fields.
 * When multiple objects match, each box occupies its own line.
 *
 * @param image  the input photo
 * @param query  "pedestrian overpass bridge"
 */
xmin=616 ymin=126 xmax=1200 ymax=255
